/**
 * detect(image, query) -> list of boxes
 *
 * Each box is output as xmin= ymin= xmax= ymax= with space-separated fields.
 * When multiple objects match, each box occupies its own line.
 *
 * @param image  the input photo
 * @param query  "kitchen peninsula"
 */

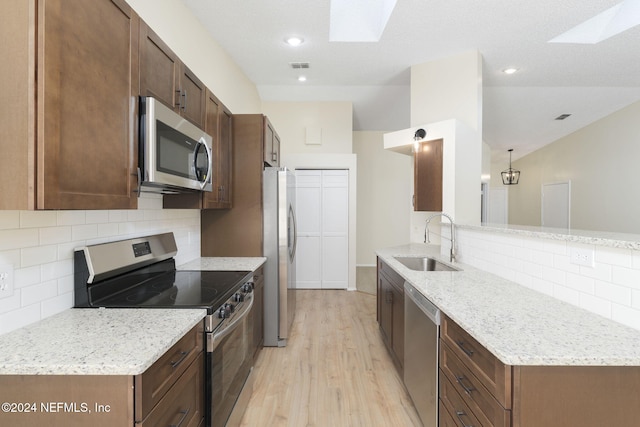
xmin=377 ymin=242 xmax=640 ymax=426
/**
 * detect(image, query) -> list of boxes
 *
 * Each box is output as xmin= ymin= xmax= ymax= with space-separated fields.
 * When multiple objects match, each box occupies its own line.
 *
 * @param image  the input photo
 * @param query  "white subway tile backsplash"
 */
xmin=595 ymin=280 xmax=633 ymax=305
xmin=553 ymin=285 xmax=580 ymax=305
xmin=543 ymin=266 xmax=566 ymax=285
xmin=41 ymin=292 xmax=73 ymax=319
xmin=21 ymin=281 xmax=57 ymax=306
xmin=71 ymin=224 xmax=98 ymax=241
xmin=458 ymin=228 xmax=640 ymax=331
xmin=39 ymin=226 xmax=72 ymax=245
xmin=596 ymin=246 xmax=633 ymax=267
xmin=611 ymin=265 xmax=640 ymax=290
xmin=85 ymin=210 xmax=109 ymax=224
xmin=20 ymin=211 xmax=57 ymax=228
xmin=21 ymin=245 xmax=57 ymax=268
xmin=0 ymin=204 xmax=200 ymax=336
xmin=14 ymin=266 xmax=41 ymax=289
xmin=611 ymin=304 xmax=640 ymax=330
xmin=0 ymin=229 xmax=39 ymax=251
xmin=56 ymin=211 xmax=86 ymax=226
xmin=0 ymin=304 xmax=40 ymax=335
xmin=565 ymin=272 xmax=595 ymax=294
xmin=0 ymin=211 xmax=20 ymax=230
xmin=579 ymin=293 xmax=612 ymax=318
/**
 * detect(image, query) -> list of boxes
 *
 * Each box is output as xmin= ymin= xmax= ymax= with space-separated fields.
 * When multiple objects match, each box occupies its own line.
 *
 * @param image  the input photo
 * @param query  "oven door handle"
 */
xmin=208 ymin=295 xmax=254 ymax=352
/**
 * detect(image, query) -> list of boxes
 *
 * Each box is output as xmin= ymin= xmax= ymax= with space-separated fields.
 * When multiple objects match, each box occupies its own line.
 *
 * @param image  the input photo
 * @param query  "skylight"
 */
xmin=329 ymin=0 xmax=397 ymax=42
xmin=549 ymin=0 xmax=640 ymax=44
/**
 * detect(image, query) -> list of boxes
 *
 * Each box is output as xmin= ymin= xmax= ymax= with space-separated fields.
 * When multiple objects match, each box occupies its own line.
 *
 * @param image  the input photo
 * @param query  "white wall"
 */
xmin=505 ymin=100 xmax=640 ymax=233
xmin=410 ymin=50 xmax=483 ymax=133
xmin=456 ymin=227 xmax=640 ymax=331
xmin=0 ymin=195 xmax=200 ymax=335
xmin=353 ymin=131 xmax=412 ymax=265
xmin=262 ymin=101 xmax=353 ymax=154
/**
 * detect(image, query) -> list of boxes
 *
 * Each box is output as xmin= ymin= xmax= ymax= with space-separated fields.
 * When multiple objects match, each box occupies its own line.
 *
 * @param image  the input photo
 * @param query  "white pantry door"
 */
xmin=295 ymin=170 xmax=348 ymax=289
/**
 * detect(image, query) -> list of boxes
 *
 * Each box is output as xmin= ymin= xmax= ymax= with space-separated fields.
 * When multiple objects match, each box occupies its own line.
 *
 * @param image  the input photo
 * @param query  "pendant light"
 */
xmin=501 ymin=149 xmax=520 ymax=185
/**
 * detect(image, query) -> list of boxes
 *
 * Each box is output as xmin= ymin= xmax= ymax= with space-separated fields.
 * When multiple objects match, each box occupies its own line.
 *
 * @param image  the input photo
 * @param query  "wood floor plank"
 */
xmin=240 ymin=290 xmax=423 ymax=427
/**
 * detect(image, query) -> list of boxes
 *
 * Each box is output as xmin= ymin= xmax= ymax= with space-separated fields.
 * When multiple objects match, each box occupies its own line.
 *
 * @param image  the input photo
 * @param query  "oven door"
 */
xmin=207 ymin=294 xmax=254 ymax=427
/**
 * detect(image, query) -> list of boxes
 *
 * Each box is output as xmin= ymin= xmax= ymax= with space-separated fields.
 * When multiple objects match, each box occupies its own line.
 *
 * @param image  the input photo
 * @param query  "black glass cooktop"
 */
xmin=90 ymin=269 xmax=251 ymax=312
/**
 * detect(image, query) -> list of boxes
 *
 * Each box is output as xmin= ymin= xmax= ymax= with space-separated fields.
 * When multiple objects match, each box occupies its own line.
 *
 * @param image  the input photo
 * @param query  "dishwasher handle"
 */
xmin=404 ymin=282 xmax=440 ymax=325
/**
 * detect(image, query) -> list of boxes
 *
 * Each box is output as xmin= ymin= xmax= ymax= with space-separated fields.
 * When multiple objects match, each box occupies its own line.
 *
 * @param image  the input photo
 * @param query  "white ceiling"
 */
xmin=181 ymin=0 xmax=640 ymax=161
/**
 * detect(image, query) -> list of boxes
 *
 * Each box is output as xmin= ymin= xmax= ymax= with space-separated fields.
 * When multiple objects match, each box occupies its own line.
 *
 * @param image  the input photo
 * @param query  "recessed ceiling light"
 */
xmin=298 ymin=75 xmax=307 ymax=82
xmin=503 ymin=68 xmax=519 ymax=75
xmin=285 ymin=36 xmax=304 ymax=46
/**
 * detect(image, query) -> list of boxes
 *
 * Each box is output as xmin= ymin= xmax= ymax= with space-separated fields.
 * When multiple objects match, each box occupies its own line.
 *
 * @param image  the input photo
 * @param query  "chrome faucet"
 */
xmin=424 ymin=213 xmax=456 ymax=263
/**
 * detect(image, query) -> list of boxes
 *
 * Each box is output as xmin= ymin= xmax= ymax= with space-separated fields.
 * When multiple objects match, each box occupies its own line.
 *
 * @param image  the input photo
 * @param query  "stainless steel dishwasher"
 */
xmin=404 ymin=281 xmax=440 ymax=427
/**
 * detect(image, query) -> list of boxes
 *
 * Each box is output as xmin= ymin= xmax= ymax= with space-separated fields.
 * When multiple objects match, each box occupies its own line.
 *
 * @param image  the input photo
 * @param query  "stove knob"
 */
xmin=242 ymin=283 xmax=254 ymax=293
xmin=218 ymin=306 xmax=230 ymax=319
xmin=224 ymin=302 xmax=235 ymax=313
xmin=233 ymin=293 xmax=245 ymax=302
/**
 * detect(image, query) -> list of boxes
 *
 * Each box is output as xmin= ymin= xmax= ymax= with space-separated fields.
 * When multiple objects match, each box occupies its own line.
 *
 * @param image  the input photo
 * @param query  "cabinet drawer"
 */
xmin=440 ymin=373 xmax=483 ymax=427
xmin=441 ymin=342 xmax=511 ymax=426
xmin=441 ymin=314 xmax=511 ymax=408
xmin=139 ymin=352 xmax=204 ymax=427
xmin=439 ymin=399 xmax=459 ymax=427
xmin=135 ymin=322 xmax=204 ymax=421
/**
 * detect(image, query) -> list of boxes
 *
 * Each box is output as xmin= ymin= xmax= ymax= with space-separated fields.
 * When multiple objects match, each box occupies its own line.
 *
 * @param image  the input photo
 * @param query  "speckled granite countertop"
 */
xmin=177 ymin=257 xmax=266 ymax=272
xmin=0 ymin=257 xmax=266 ymax=376
xmin=0 ymin=308 xmax=206 ymax=375
xmin=376 ymin=243 xmax=640 ymax=366
xmin=459 ymin=223 xmax=640 ymax=250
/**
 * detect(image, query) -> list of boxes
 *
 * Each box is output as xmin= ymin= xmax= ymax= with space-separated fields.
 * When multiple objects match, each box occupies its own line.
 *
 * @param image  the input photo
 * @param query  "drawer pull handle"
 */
xmin=170 ymin=350 xmax=190 ymax=368
xmin=455 ymin=340 xmax=475 ymax=357
xmin=171 ymin=408 xmax=190 ymax=427
xmin=455 ymin=410 xmax=474 ymax=427
xmin=455 ymin=374 xmax=476 ymax=395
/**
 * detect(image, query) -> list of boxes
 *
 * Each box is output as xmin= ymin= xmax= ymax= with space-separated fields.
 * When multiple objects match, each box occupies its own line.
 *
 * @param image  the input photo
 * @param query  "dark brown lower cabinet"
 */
xmin=376 ymin=257 xmax=404 ymax=375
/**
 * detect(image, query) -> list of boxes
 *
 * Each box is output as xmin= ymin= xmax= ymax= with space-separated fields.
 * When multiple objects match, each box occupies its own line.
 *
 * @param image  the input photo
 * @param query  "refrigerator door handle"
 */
xmin=289 ymin=203 xmax=297 ymax=262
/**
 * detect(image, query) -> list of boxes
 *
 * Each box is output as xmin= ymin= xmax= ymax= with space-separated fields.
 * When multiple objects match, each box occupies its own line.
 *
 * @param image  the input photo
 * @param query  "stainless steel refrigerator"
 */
xmin=263 ymin=167 xmax=297 ymax=347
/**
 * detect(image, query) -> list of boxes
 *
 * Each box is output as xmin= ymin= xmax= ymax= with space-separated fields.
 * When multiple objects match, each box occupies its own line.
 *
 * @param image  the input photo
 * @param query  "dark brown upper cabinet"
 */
xmin=414 ymin=139 xmax=443 ymax=212
xmin=139 ymin=20 xmax=206 ymax=129
xmin=1 ymin=0 xmax=139 ymax=210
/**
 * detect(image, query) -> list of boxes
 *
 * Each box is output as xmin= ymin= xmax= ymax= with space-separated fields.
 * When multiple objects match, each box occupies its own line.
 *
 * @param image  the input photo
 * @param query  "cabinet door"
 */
xmin=0 ymin=0 xmax=36 ymax=209
xmin=378 ymin=274 xmax=393 ymax=347
xmin=252 ymin=267 xmax=264 ymax=358
xmin=139 ymin=20 xmax=180 ymax=110
xmin=38 ymin=0 xmax=139 ymax=209
xmin=218 ymin=105 xmax=233 ymax=206
xmin=263 ymin=118 xmax=279 ymax=167
xmin=414 ymin=138 xmax=443 ymax=212
xmin=391 ymin=282 xmax=404 ymax=368
xmin=178 ymin=65 xmax=206 ymax=129
xmin=202 ymin=92 xmax=233 ymax=209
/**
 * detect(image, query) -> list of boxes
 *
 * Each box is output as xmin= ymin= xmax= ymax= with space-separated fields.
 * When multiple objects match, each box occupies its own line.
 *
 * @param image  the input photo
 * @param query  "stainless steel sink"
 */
xmin=393 ymin=256 xmax=461 ymax=272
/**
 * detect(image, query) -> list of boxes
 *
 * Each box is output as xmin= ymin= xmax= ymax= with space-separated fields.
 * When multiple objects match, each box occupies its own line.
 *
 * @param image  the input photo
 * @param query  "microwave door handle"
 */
xmin=194 ymin=137 xmax=212 ymax=190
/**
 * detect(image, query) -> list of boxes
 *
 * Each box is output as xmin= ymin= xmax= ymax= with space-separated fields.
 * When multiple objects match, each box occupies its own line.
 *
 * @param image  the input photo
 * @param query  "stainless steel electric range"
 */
xmin=74 ymin=232 xmax=254 ymax=427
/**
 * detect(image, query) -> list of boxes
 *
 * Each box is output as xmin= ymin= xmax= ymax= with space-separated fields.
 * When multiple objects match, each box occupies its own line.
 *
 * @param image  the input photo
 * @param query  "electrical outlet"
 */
xmin=0 ymin=264 xmax=14 ymax=298
xmin=570 ymin=247 xmax=594 ymax=267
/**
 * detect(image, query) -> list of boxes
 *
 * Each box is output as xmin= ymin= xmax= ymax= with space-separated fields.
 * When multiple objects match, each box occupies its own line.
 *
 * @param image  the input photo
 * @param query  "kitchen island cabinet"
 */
xmin=375 ymin=244 xmax=640 ymax=427
xmin=1 ymin=0 xmax=139 ymax=210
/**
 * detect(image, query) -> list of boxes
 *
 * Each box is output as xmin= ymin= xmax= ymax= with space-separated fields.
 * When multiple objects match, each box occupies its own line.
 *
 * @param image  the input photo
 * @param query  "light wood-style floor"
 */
xmin=240 ymin=290 xmax=423 ymax=427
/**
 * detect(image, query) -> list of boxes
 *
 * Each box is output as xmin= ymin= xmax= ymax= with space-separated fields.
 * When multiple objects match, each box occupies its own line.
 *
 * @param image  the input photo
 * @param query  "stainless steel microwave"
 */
xmin=139 ymin=96 xmax=213 ymax=193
